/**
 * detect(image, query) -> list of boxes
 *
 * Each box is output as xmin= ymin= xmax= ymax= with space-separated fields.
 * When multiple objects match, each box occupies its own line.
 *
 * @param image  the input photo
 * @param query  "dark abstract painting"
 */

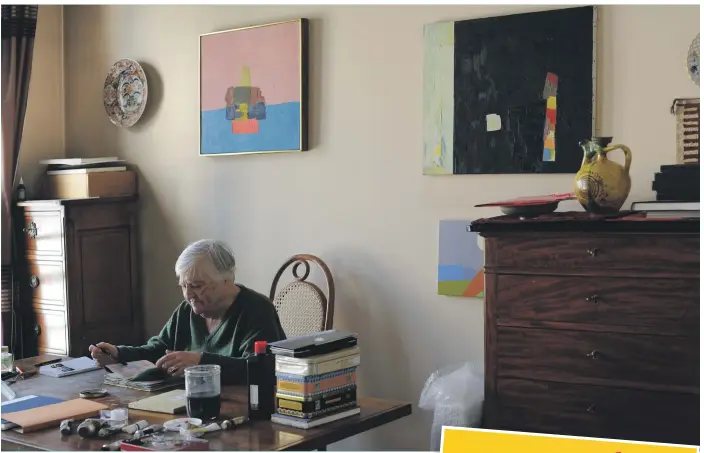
xmin=423 ymin=6 xmax=596 ymax=175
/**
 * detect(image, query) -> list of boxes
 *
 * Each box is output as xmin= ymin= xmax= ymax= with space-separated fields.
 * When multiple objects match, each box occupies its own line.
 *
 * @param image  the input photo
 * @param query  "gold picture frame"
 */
xmin=199 ymin=18 xmax=309 ymax=156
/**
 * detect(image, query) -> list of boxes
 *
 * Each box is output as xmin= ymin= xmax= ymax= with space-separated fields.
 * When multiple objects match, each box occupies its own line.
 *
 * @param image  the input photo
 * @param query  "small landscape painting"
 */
xmin=437 ymin=220 xmax=484 ymax=298
xmin=199 ymin=19 xmax=309 ymax=156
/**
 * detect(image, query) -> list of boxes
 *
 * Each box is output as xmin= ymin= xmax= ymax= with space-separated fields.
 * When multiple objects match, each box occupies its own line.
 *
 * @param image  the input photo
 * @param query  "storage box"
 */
xmin=46 ymin=171 xmax=136 ymax=199
xmin=672 ymin=98 xmax=700 ymax=164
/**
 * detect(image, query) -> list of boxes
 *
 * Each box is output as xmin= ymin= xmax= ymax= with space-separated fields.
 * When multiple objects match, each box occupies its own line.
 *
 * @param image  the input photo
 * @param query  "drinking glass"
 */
xmin=184 ymin=365 xmax=221 ymax=420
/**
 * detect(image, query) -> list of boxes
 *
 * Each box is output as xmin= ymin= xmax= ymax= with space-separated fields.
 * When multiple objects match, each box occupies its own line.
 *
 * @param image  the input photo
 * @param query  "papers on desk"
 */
xmin=1 ymin=395 xmax=64 ymax=431
xmin=2 ymin=398 xmax=108 ymax=433
xmin=104 ymin=360 xmax=183 ymax=392
xmin=38 ymin=356 xmax=101 ymax=378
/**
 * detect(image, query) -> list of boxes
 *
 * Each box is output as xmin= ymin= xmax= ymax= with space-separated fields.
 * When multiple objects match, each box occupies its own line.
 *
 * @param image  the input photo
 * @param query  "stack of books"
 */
xmin=632 ymin=164 xmax=701 ymax=219
xmin=269 ymin=330 xmax=361 ymax=429
xmin=651 ymin=164 xmax=699 ymax=202
xmin=630 ymin=200 xmax=700 ymax=219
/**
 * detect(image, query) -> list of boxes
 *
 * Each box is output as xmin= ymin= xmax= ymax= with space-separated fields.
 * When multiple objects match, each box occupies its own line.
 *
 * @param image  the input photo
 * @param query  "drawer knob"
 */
xmin=586 ymin=404 xmax=597 ymax=413
xmin=26 ymin=222 xmax=38 ymax=239
xmin=586 ymin=350 xmax=599 ymax=359
xmin=587 ymin=248 xmax=599 ymax=257
xmin=585 ymin=294 xmax=599 ymax=304
xmin=29 ymin=275 xmax=39 ymax=288
xmin=34 ymin=324 xmax=41 ymax=336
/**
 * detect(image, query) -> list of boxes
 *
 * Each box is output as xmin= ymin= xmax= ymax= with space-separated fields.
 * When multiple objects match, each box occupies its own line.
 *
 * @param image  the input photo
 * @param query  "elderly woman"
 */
xmin=89 ymin=239 xmax=286 ymax=384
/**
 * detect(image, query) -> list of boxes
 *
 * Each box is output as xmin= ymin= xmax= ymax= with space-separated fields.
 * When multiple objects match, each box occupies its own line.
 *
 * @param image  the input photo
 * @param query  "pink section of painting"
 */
xmin=200 ymin=21 xmax=301 ymax=111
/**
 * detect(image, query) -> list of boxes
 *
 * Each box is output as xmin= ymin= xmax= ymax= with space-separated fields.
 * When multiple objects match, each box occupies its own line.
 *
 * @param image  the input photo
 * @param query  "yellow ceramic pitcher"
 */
xmin=573 ymin=137 xmax=632 ymax=214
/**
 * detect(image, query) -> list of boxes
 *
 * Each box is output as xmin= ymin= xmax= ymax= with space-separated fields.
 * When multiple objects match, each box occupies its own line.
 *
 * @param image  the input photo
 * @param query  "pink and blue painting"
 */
xmin=438 ymin=220 xmax=484 ymax=298
xmin=199 ymin=19 xmax=308 ymax=155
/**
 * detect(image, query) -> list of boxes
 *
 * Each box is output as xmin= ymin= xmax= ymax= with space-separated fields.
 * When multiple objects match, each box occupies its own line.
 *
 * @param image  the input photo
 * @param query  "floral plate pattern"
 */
xmin=103 ymin=59 xmax=148 ymax=128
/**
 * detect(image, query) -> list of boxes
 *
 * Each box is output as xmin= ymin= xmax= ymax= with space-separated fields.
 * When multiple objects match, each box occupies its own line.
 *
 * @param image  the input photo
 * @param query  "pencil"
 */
xmin=92 ymin=345 xmax=128 ymax=366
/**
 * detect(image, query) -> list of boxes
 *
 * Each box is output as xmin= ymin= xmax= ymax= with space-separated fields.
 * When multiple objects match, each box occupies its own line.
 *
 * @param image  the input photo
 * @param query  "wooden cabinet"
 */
xmin=471 ymin=214 xmax=699 ymax=446
xmin=16 ymin=196 xmax=143 ymax=357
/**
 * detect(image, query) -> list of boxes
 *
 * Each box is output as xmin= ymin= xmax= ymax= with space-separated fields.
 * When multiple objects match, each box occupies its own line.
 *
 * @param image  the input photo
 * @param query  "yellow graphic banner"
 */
xmin=442 ymin=427 xmax=699 ymax=453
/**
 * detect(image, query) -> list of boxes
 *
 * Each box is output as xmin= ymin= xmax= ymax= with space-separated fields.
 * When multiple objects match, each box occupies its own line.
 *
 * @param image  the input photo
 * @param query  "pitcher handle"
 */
xmin=603 ymin=144 xmax=632 ymax=173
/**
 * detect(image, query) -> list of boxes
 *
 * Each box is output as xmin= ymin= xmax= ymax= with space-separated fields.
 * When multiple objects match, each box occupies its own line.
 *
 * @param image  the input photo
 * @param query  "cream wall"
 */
xmin=18 ymin=5 xmax=64 ymax=195
xmin=62 ymin=5 xmax=700 ymax=450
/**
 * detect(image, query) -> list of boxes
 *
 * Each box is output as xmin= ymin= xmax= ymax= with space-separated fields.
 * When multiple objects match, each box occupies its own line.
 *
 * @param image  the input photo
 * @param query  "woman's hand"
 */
xmin=88 ymin=343 xmax=119 ymax=366
xmin=155 ymin=350 xmax=202 ymax=376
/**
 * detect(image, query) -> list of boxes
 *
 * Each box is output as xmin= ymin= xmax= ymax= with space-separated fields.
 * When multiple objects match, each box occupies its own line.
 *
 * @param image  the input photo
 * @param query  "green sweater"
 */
xmin=116 ymin=285 xmax=286 ymax=384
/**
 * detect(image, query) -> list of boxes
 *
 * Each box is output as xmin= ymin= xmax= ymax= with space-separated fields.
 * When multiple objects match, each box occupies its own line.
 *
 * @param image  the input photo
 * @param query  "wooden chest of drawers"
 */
xmin=471 ymin=214 xmax=699 ymax=445
xmin=15 ymin=196 xmax=143 ymax=357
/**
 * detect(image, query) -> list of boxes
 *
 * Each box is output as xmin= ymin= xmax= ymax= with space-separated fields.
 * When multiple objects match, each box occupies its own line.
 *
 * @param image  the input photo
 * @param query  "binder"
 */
xmin=268 ymin=330 xmax=357 ymax=358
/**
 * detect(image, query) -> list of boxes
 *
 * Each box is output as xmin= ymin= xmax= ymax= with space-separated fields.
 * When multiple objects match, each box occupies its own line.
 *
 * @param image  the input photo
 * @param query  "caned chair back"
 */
xmin=270 ymin=254 xmax=335 ymax=338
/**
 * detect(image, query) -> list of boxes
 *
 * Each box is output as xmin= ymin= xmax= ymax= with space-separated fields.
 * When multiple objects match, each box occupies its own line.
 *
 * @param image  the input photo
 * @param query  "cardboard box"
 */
xmin=46 ymin=170 xmax=136 ymax=199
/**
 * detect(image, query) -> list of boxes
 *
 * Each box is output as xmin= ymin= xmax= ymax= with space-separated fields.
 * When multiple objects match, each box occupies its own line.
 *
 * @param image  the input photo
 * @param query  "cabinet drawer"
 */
xmin=34 ymin=308 xmax=68 ymax=355
xmin=23 ymin=211 xmax=63 ymax=256
xmin=497 ymin=327 xmax=698 ymax=391
xmin=489 ymin=378 xmax=699 ymax=445
xmin=487 ymin=234 xmax=698 ymax=274
xmin=495 ymin=275 xmax=699 ymax=328
xmin=26 ymin=259 xmax=66 ymax=307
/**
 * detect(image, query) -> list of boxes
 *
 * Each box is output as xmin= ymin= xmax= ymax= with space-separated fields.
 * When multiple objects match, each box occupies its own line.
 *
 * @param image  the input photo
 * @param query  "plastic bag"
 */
xmin=419 ymin=362 xmax=484 ymax=451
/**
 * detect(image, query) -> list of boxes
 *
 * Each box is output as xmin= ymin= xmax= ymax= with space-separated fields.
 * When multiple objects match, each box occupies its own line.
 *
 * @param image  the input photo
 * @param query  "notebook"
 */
xmin=128 ymin=389 xmax=187 ymax=414
xmin=38 ymin=357 xmax=101 ymax=378
xmin=1 ymin=395 xmax=64 ymax=430
xmin=269 ymin=330 xmax=358 ymax=358
xmin=106 ymin=360 xmax=168 ymax=381
xmin=104 ymin=360 xmax=182 ymax=392
xmin=104 ymin=375 xmax=184 ymax=392
xmin=2 ymin=398 xmax=108 ymax=433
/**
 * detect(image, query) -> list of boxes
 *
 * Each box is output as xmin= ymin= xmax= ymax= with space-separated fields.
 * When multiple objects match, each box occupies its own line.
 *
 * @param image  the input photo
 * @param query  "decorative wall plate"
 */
xmin=687 ymin=33 xmax=699 ymax=86
xmin=103 ymin=59 xmax=148 ymax=127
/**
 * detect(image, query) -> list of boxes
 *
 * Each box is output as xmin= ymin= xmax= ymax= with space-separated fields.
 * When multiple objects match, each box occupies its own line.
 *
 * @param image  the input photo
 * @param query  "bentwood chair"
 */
xmin=270 ymin=254 xmax=335 ymax=338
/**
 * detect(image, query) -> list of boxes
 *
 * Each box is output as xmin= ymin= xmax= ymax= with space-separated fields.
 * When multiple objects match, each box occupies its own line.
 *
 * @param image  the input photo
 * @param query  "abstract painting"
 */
xmin=438 ymin=220 xmax=484 ymax=298
xmin=199 ymin=19 xmax=308 ymax=156
xmin=423 ymin=6 xmax=596 ymax=175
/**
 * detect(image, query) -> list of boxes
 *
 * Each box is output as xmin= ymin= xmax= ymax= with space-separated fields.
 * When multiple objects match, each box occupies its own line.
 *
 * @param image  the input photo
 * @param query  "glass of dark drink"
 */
xmin=185 ymin=364 xmax=221 ymax=421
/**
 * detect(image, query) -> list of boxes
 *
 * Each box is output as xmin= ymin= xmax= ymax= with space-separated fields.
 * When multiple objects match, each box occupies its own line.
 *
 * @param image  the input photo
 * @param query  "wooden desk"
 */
xmin=2 ymin=356 xmax=412 ymax=451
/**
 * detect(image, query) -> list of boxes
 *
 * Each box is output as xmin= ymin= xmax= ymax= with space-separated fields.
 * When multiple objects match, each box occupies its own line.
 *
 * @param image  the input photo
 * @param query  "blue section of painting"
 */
xmin=438 ymin=220 xmax=483 ymax=268
xmin=249 ymin=102 xmax=266 ymax=120
xmin=543 ymin=148 xmax=552 ymax=161
xmin=438 ymin=264 xmax=478 ymax=282
xmin=201 ymin=102 xmax=300 ymax=154
xmin=438 ymin=220 xmax=484 ymax=295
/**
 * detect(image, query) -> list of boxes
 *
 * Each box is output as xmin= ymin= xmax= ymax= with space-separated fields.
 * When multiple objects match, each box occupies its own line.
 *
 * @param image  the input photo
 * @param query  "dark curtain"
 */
xmin=1 ymin=5 xmax=38 ymax=353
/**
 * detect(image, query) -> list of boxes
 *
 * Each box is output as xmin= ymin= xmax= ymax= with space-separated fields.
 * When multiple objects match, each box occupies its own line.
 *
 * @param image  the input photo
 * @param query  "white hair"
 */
xmin=175 ymin=239 xmax=236 ymax=282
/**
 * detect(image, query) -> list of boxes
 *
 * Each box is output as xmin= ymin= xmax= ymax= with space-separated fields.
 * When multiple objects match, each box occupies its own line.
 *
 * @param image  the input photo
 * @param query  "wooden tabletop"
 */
xmin=2 ymin=355 xmax=412 ymax=451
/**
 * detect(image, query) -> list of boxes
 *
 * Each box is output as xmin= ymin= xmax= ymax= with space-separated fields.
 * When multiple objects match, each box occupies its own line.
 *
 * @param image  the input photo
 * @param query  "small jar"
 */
xmin=0 ymin=348 xmax=13 ymax=372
